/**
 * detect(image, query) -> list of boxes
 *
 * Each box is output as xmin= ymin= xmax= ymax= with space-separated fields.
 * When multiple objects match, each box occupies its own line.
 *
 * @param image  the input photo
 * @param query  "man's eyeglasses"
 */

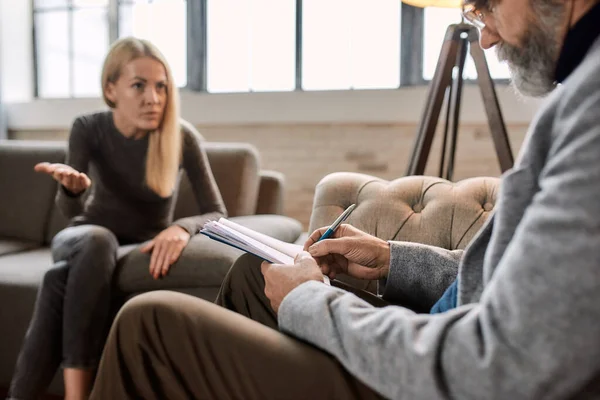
xmin=462 ymin=5 xmax=486 ymax=30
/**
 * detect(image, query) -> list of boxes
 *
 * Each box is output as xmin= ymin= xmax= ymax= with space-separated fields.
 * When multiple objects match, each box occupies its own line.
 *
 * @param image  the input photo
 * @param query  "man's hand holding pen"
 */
xmin=261 ymin=204 xmax=391 ymax=313
xmin=304 ymin=224 xmax=391 ymax=281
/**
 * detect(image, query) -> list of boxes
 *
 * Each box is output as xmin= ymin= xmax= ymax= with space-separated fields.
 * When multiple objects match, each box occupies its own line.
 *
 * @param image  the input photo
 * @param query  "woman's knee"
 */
xmin=52 ymin=225 xmax=118 ymax=261
xmin=79 ymin=226 xmax=118 ymax=253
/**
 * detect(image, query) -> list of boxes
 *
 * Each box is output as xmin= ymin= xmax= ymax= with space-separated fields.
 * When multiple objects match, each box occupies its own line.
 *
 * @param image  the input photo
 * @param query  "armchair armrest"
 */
xmin=255 ymin=170 xmax=285 ymax=215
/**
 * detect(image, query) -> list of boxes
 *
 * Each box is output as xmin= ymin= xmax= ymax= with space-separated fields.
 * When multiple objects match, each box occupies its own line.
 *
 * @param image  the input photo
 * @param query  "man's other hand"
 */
xmin=261 ymin=252 xmax=324 ymax=313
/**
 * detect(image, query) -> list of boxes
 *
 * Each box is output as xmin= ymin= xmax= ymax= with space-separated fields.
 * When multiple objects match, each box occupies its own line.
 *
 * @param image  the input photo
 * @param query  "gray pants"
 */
xmin=9 ymin=225 xmax=121 ymax=400
xmin=90 ymin=254 xmax=389 ymax=400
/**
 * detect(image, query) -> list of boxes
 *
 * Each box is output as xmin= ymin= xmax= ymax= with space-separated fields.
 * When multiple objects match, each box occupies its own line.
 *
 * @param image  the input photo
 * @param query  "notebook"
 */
xmin=200 ymin=218 xmax=330 ymax=284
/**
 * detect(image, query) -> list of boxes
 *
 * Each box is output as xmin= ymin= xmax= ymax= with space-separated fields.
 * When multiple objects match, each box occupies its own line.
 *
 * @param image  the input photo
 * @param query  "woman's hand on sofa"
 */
xmin=34 ymin=162 xmax=92 ymax=195
xmin=305 ymin=224 xmax=390 ymax=281
xmin=140 ymin=225 xmax=191 ymax=279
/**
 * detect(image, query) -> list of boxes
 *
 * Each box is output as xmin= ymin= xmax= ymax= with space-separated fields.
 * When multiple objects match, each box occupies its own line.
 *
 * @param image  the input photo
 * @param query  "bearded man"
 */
xmin=89 ymin=0 xmax=600 ymax=398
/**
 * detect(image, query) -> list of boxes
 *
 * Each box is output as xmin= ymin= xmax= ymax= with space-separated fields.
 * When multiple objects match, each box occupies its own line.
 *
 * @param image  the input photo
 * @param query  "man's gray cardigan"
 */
xmin=278 ymin=38 xmax=600 ymax=399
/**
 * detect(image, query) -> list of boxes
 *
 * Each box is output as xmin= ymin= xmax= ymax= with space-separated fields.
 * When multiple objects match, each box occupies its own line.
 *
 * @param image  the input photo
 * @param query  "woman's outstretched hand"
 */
xmin=34 ymin=162 xmax=91 ymax=195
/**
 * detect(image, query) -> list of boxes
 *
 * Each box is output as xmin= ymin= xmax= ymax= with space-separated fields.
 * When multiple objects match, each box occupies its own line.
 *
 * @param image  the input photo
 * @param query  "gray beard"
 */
xmin=496 ymin=1 xmax=566 ymax=97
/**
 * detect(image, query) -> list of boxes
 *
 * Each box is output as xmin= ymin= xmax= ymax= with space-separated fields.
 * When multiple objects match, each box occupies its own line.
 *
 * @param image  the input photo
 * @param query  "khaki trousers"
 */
xmin=90 ymin=254 xmax=388 ymax=400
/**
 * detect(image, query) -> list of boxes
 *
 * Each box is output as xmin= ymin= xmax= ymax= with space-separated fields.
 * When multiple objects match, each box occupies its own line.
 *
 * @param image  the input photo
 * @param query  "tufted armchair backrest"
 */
xmin=309 ymin=172 xmax=501 ymax=251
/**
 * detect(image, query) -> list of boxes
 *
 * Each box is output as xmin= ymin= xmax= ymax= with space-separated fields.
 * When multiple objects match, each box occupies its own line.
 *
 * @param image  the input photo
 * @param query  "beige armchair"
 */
xmin=308 ymin=172 xmax=501 ymax=293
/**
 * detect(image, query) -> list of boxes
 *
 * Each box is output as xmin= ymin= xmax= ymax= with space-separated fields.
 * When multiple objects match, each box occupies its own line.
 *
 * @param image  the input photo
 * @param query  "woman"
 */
xmin=8 ymin=37 xmax=227 ymax=400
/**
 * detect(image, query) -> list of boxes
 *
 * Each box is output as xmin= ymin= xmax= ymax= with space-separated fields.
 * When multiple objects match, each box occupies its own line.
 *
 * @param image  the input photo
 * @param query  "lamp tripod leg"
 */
xmin=406 ymin=24 xmax=460 ymax=176
xmin=445 ymin=34 xmax=469 ymax=181
xmin=406 ymin=24 xmax=514 ymax=178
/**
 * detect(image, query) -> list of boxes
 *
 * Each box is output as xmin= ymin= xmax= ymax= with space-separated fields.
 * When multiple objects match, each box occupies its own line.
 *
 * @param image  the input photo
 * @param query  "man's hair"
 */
xmin=462 ymin=0 xmax=492 ymax=11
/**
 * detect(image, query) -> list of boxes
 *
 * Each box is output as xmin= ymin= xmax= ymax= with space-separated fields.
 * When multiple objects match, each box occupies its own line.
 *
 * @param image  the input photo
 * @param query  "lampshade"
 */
xmin=402 ymin=0 xmax=463 ymax=8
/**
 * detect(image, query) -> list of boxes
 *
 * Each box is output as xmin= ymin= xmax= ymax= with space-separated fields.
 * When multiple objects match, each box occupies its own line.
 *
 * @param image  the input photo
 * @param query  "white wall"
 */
xmin=5 ymin=85 xmax=543 ymax=130
xmin=1 ymin=1 xmax=543 ymax=131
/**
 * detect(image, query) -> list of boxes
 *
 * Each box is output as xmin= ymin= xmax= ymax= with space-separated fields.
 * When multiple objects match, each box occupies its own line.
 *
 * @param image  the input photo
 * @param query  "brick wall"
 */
xmin=9 ymin=122 xmax=529 ymax=229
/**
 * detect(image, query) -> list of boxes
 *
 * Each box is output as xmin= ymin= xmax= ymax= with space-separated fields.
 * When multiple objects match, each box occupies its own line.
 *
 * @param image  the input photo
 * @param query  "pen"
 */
xmin=318 ymin=203 xmax=357 ymax=241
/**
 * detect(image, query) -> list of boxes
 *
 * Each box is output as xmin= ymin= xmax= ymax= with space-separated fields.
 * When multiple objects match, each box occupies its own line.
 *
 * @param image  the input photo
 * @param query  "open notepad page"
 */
xmin=201 ymin=219 xmax=330 ymax=285
xmin=201 ymin=220 xmax=300 ymax=264
xmin=217 ymin=218 xmax=303 ymax=258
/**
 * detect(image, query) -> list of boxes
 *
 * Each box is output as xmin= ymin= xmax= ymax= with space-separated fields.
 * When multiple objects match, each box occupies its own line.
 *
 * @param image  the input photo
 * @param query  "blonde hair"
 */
xmin=101 ymin=37 xmax=181 ymax=198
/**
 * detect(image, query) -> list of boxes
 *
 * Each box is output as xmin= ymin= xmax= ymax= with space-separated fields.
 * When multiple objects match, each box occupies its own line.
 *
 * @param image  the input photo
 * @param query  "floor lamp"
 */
xmin=403 ymin=0 xmax=514 ymax=180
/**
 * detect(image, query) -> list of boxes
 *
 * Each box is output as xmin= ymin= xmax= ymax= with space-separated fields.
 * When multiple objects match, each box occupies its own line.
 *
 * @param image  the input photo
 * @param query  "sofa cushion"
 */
xmin=0 ymin=141 xmax=66 ymax=243
xmin=114 ymin=214 xmax=303 ymax=294
xmin=0 ymin=248 xmax=54 ymax=287
xmin=0 ymin=239 xmax=39 ymax=257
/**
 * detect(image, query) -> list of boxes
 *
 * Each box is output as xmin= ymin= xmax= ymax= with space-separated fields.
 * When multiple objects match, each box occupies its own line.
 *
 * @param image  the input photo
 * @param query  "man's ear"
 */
xmin=105 ymin=82 xmax=117 ymax=105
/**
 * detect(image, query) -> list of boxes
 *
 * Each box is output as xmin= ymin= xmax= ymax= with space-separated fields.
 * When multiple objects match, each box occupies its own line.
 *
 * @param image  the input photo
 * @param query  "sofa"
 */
xmin=0 ymin=140 xmax=303 ymax=395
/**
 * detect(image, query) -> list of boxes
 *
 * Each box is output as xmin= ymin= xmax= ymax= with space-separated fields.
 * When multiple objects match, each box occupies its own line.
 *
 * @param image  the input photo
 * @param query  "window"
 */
xmin=206 ymin=0 xmax=296 ymax=93
xmin=302 ymin=0 xmax=401 ymax=91
xmin=119 ymin=0 xmax=187 ymax=88
xmin=32 ymin=1 xmax=513 ymax=98
xmin=33 ymin=0 xmax=186 ymax=98
xmin=34 ymin=0 xmax=109 ymax=98
xmin=422 ymin=7 xmax=510 ymax=81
